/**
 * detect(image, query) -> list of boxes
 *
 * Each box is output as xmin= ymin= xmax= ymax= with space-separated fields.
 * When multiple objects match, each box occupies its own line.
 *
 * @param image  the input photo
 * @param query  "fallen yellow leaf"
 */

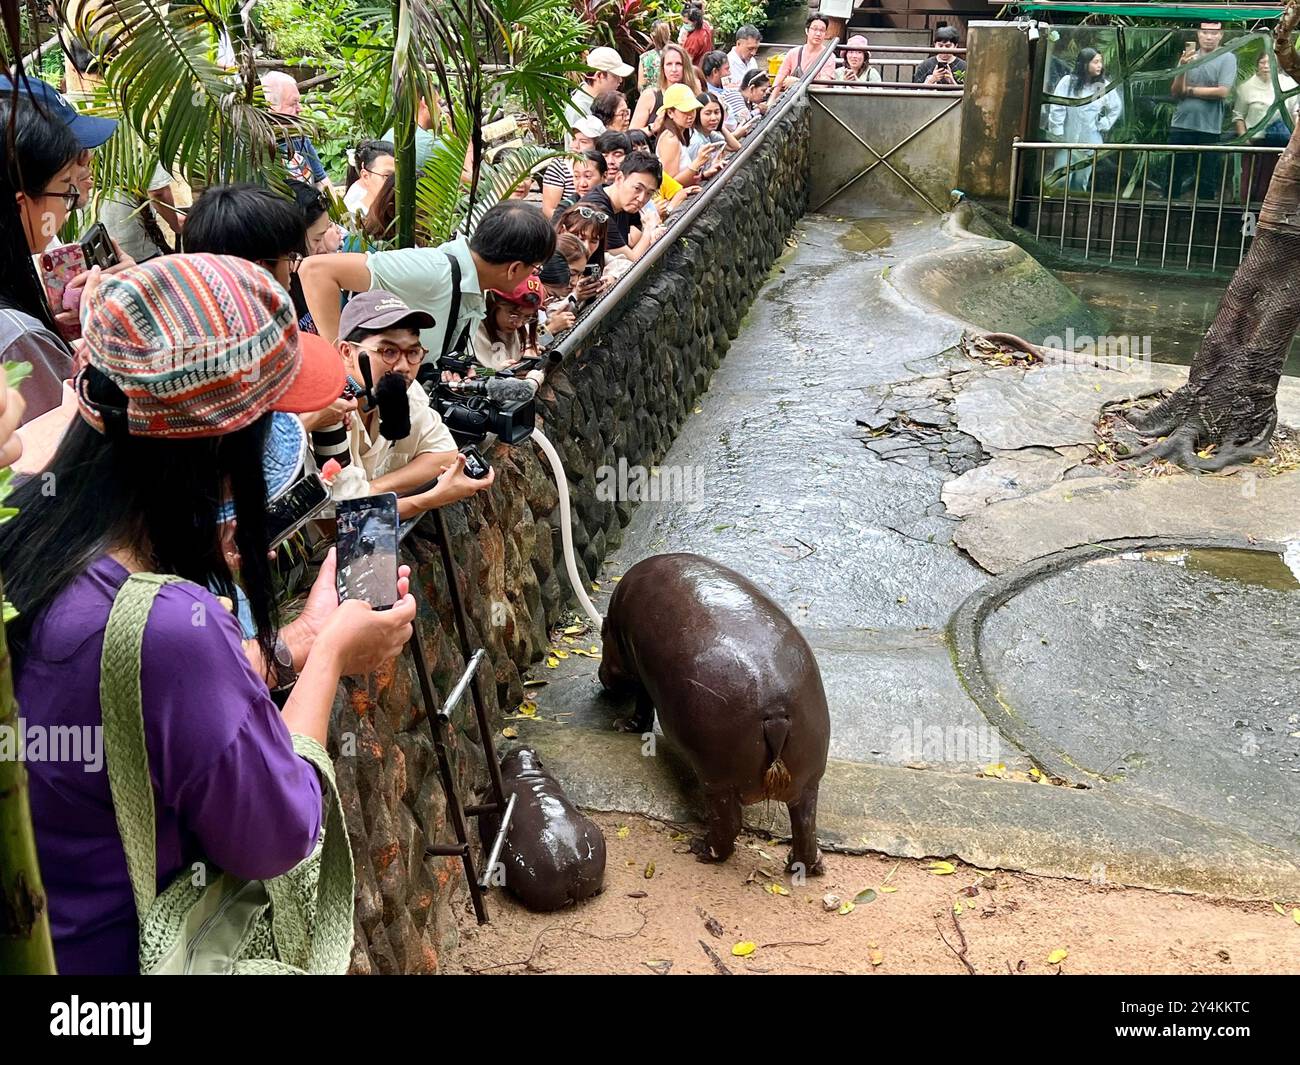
xmin=838 ymin=901 xmax=855 ymax=916
xmin=1293 ymin=908 xmax=1300 ymax=926
xmin=766 ymin=883 xmax=790 ymax=896
xmin=880 ymin=886 xmax=898 ymax=894
xmin=869 ymin=948 xmax=884 ymax=967
xmin=616 ymin=825 xmax=630 ymax=840
xmin=545 ymin=656 xmax=558 ymax=668
xmin=982 ymin=763 xmax=1006 ymax=778
xmin=953 ymin=900 xmax=963 ymax=915
xmin=732 ymin=941 xmax=756 ymax=957
xmin=644 ymin=861 xmax=655 ymax=879
xmin=1273 ymin=902 xmax=1287 ymax=915
xmin=1048 ymin=948 xmax=1068 ymax=965
xmin=553 ymin=650 xmax=570 ymax=660
xmin=928 ymin=860 xmax=956 ymax=875
xmin=517 ymin=702 xmax=537 ymax=718
xmin=563 ymin=625 xmax=585 ymax=635
xmin=501 ymin=727 xmax=518 ymax=739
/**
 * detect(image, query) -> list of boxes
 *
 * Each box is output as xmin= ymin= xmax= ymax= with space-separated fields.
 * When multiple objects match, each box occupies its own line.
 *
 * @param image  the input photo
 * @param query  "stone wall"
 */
xmin=333 ymin=98 xmax=811 ymax=974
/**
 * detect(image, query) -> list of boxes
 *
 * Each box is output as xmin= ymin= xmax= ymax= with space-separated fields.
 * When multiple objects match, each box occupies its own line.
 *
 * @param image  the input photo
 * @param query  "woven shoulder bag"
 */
xmin=100 ymin=572 xmax=355 ymax=975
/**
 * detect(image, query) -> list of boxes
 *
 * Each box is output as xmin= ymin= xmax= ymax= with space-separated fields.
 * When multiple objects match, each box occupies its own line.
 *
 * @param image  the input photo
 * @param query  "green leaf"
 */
xmin=5 ymin=361 xmax=31 ymax=390
xmin=853 ymin=888 xmax=877 ymax=904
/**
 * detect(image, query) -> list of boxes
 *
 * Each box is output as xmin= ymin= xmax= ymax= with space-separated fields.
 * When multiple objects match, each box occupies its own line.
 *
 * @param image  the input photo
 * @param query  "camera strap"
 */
xmin=442 ymin=252 xmax=472 ymax=359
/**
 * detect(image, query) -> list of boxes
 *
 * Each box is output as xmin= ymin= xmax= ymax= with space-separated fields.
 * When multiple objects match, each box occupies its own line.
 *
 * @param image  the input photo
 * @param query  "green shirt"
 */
xmin=382 ymin=126 xmax=439 ymax=172
xmin=366 ymin=234 xmax=485 ymax=361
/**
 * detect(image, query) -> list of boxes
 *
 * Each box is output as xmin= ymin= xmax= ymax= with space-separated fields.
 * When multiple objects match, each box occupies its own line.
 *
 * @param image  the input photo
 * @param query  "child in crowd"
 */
xmin=472 ymin=276 xmax=544 ymax=371
xmin=541 ymin=115 xmax=606 ymax=217
xmin=595 ymin=129 xmax=632 ymax=180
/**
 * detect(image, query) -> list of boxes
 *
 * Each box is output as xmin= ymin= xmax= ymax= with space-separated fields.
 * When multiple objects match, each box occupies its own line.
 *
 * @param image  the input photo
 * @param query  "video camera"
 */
xmin=418 ymin=354 xmax=536 ymax=447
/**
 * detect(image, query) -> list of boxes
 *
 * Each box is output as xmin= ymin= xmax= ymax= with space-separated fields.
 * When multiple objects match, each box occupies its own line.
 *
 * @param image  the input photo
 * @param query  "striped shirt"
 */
xmin=542 ymin=160 xmax=576 ymax=202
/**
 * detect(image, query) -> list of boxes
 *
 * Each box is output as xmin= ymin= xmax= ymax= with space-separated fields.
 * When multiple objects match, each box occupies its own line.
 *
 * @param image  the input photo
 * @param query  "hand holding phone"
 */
xmin=335 ymin=493 xmax=400 ymax=609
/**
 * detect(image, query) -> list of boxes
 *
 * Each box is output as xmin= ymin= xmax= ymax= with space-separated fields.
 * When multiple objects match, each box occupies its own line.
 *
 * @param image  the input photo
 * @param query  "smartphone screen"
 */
xmin=335 ymin=493 xmax=399 ymax=609
xmin=265 ymin=473 xmax=330 ymax=549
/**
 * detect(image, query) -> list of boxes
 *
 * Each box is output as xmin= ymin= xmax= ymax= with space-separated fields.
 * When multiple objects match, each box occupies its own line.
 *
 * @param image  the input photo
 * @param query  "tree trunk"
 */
xmin=392 ymin=0 xmax=417 ymax=250
xmin=1129 ymin=4 xmax=1300 ymax=470
xmin=0 ymin=600 xmax=57 ymax=974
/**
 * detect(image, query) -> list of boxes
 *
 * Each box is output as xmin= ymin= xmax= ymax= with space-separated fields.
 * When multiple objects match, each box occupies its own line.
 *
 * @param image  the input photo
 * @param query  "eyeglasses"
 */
xmin=499 ymin=304 xmax=537 ymax=322
xmin=44 ymin=186 xmax=80 ymax=212
xmin=362 ymin=342 xmax=427 ymax=366
xmin=263 ymin=253 xmax=304 ymax=275
xmin=573 ymin=206 xmax=609 ymax=224
xmin=363 ymin=165 xmax=396 ymax=180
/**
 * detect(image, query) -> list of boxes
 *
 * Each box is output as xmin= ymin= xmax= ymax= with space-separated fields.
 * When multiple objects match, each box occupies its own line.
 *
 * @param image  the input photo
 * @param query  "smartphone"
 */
xmin=40 ymin=242 xmax=88 ymax=312
xmin=461 ymin=445 xmax=491 ymax=480
xmin=80 ymin=221 xmax=119 ymax=270
xmin=335 ymin=493 xmax=400 ymax=609
xmin=582 ymin=262 xmax=601 ymax=279
xmin=265 ymin=473 xmax=330 ymax=550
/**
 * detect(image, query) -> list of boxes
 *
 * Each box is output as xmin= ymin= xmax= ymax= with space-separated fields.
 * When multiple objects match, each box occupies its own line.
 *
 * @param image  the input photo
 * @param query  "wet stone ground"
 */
xmin=526 ymin=211 xmax=1300 ymax=885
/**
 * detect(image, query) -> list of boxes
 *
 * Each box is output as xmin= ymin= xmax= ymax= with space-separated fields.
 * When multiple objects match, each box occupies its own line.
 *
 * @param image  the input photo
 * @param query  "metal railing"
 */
xmin=1009 ymin=139 xmax=1285 ymax=272
xmin=759 ymin=42 xmax=967 ymax=90
xmin=548 ymin=38 xmax=840 ymax=361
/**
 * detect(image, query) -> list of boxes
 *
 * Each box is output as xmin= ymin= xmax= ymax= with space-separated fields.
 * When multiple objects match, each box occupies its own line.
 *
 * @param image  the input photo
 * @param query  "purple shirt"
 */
xmin=17 ymin=556 xmax=323 ymax=975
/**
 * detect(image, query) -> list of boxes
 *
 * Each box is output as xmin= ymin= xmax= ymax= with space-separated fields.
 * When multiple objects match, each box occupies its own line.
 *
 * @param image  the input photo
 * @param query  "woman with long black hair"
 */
xmin=0 ymin=96 xmax=82 ymax=422
xmin=1046 ymin=47 xmax=1122 ymax=191
xmin=0 ymin=253 xmax=415 ymax=973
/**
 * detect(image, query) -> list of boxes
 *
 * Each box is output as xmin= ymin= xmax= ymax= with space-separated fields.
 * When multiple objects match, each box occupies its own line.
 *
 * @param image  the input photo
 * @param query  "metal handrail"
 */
xmin=1014 ymin=139 xmax=1285 ymax=153
xmin=548 ymin=38 xmax=841 ymax=362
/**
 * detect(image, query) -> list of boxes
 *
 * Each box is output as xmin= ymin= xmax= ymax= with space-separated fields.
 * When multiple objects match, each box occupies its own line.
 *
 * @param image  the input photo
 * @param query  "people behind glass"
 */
xmin=838 ymin=36 xmax=881 ymax=84
xmin=770 ymin=15 xmax=837 ymax=104
xmin=1046 ymin=47 xmax=1122 ymax=191
xmin=343 ymin=140 xmax=395 ymax=216
xmin=1234 ymin=51 xmax=1297 ymax=205
xmin=632 ymin=43 xmax=702 ymax=130
xmin=913 ymin=26 xmax=965 ymax=87
xmin=1169 ymin=21 xmax=1236 ymax=199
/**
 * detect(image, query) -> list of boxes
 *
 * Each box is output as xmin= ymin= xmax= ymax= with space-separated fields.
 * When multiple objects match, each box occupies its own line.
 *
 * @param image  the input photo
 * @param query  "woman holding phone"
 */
xmin=0 ymin=253 xmax=417 ymax=974
xmin=654 ymin=84 xmax=713 ymax=186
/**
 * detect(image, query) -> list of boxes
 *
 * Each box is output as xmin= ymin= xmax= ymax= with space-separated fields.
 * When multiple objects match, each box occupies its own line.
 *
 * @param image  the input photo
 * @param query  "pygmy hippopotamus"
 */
xmin=488 ymin=747 xmax=606 ymax=912
xmin=598 ymin=553 xmax=830 ymax=874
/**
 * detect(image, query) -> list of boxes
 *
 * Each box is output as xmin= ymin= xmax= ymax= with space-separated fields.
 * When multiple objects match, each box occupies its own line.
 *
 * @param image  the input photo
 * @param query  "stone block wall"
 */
xmin=334 ymin=98 xmax=811 ymax=974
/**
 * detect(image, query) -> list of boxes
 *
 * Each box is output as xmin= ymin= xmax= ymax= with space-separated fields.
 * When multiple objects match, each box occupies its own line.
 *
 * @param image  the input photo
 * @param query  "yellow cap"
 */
xmin=658 ymin=83 xmax=703 ymax=118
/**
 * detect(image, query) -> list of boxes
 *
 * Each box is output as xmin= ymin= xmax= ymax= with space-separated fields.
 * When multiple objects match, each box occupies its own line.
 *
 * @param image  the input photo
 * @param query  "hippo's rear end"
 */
xmin=600 ymin=553 xmax=830 ymax=874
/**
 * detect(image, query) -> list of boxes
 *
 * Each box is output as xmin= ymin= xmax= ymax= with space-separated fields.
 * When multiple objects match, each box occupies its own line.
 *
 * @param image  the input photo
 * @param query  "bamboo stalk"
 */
xmin=0 ymin=587 xmax=56 ymax=974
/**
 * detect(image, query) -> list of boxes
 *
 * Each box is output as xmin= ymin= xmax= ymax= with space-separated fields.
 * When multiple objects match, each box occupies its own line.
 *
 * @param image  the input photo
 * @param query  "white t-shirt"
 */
xmin=727 ymin=49 xmax=758 ymax=88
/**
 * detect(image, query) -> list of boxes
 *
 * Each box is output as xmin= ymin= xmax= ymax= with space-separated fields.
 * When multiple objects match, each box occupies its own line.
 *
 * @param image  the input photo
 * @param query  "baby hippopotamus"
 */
xmin=491 ymin=747 xmax=606 ymax=911
xmin=599 ymin=553 xmax=830 ymax=874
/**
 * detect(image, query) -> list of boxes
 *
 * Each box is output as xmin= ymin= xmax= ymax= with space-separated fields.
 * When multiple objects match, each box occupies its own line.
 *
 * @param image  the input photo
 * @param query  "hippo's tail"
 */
xmin=762 ymin=715 xmax=793 ymax=799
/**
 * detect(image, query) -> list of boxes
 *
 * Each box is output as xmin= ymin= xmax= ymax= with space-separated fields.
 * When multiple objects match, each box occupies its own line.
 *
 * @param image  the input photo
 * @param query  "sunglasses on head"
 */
xmin=574 ymin=205 xmax=609 ymax=224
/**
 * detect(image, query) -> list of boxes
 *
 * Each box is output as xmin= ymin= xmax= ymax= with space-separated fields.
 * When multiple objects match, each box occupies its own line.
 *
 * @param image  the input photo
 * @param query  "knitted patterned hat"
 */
xmin=75 ymin=253 xmax=344 ymax=438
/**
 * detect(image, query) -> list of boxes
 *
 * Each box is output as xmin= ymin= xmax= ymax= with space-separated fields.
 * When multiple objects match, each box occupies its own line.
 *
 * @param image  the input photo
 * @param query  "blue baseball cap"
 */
xmin=0 ymin=74 xmax=118 ymax=149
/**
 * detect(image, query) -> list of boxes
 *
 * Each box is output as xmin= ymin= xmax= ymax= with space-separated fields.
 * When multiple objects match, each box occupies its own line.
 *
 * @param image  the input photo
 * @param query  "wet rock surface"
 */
xmin=979 ymin=552 xmax=1300 ymax=853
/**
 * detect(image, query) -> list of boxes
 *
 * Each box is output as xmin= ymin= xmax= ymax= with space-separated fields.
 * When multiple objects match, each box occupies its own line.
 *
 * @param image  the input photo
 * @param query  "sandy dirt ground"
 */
xmin=451 ymin=813 xmax=1300 ymax=975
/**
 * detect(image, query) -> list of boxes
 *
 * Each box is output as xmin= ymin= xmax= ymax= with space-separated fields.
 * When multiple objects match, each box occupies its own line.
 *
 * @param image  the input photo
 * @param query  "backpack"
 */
xmin=101 ymin=572 xmax=355 ymax=974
